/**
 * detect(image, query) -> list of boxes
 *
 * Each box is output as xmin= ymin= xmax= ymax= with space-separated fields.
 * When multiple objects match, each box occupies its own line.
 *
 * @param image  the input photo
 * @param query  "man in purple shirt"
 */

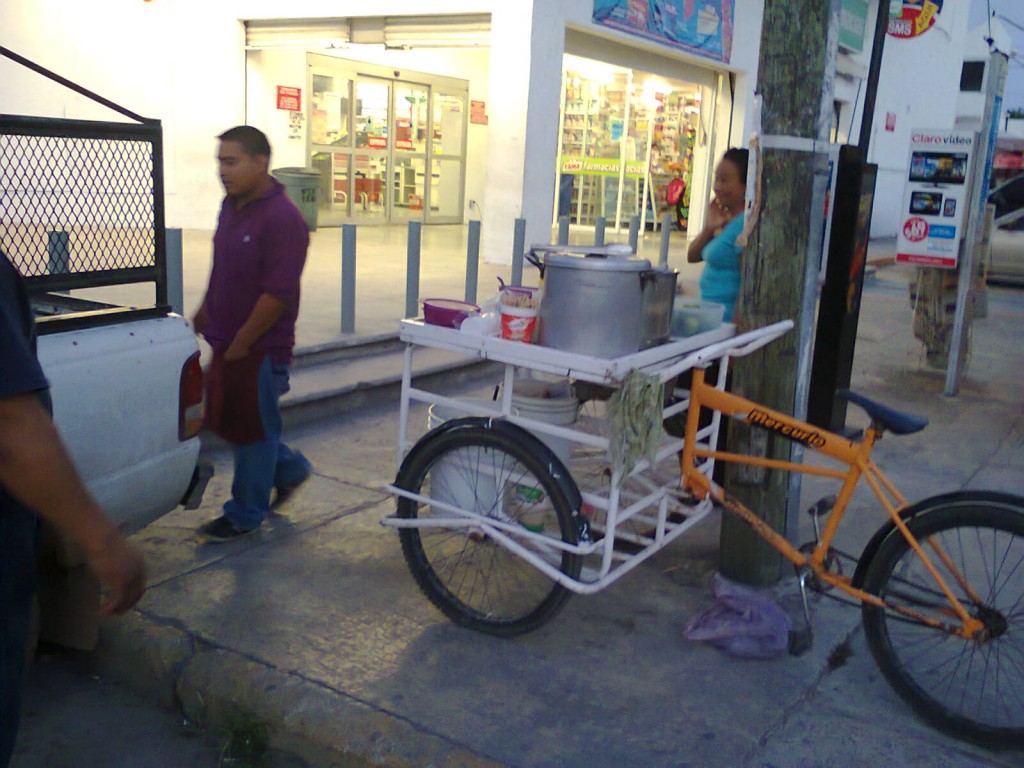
xmin=193 ymin=126 xmax=312 ymax=542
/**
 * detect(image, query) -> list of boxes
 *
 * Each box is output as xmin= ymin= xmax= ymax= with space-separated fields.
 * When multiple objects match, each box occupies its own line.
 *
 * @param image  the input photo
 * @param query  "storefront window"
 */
xmin=557 ymin=55 xmax=706 ymax=232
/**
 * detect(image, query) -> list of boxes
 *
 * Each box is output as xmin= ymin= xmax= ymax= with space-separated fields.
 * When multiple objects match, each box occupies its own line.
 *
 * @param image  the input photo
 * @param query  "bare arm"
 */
xmin=687 ymin=225 xmax=716 ymax=263
xmin=224 ymin=293 xmax=288 ymax=361
xmin=687 ymin=200 xmax=732 ymax=264
xmin=0 ymin=393 xmax=145 ymax=614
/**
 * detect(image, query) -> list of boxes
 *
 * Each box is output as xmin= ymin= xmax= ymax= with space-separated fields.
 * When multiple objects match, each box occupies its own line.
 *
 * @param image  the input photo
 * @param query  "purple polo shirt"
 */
xmin=203 ymin=179 xmax=309 ymax=365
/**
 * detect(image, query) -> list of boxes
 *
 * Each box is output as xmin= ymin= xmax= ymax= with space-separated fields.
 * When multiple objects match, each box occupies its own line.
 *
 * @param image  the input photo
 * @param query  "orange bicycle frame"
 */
xmin=678 ymin=366 xmax=985 ymax=640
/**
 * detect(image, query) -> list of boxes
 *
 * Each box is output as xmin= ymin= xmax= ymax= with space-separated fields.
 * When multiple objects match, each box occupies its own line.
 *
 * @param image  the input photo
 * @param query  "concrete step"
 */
xmin=281 ymin=335 xmax=499 ymax=429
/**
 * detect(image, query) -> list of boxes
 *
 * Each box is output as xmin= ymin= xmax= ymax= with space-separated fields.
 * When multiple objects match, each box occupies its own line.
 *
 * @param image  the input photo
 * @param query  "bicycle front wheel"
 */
xmin=395 ymin=418 xmax=583 ymax=637
xmin=861 ymin=492 xmax=1024 ymax=747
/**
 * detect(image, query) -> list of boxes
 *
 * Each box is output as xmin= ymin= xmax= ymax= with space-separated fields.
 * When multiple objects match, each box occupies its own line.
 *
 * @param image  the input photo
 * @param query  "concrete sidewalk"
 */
xmin=92 ymin=263 xmax=1023 ymax=768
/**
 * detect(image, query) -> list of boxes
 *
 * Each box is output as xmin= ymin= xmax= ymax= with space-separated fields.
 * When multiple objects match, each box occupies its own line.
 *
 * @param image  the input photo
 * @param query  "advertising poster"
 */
xmin=887 ymin=0 xmax=943 ymax=39
xmin=895 ymin=129 xmax=974 ymax=268
xmin=592 ymin=0 xmax=734 ymax=63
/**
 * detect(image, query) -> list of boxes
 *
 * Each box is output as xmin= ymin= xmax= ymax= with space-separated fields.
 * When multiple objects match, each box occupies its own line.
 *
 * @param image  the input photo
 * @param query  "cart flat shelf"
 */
xmin=399 ymin=318 xmax=737 ymax=384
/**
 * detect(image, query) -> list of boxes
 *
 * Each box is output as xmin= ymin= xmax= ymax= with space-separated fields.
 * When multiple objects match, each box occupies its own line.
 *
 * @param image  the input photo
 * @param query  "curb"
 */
xmin=96 ymin=613 xmax=504 ymax=768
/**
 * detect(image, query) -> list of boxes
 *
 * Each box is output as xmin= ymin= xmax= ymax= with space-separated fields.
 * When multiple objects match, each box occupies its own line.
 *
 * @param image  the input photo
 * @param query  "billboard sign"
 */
xmin=896 ymin=129 xmax=974 ymax=268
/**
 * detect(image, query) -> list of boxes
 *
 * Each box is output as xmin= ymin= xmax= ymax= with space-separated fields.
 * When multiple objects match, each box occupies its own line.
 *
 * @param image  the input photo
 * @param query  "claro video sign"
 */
xmin=896 ymin=130 xmax=975 ymax=269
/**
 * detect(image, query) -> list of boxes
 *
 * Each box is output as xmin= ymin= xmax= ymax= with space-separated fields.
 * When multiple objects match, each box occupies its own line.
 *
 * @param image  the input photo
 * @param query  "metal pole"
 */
xmin=557 ymin=215 xmax=570 ymax=245
xmin=465 ymin=219 xmax=481 ymax=304
xmin=857 ymin=0 xmax=890 ymax=154
xmin=165 ymin=227 xmax=183 ymax=314
xmin=46 ymin=230 xmax=69 ymax=275
xmin=594 ymin=216 xmax=606 ymax=245
xmin=511 ymin=217 xmax=526 ymax=287
xmin=628 ymin=215 xmax=640 ymax=253
xmin=341 ymin=224 xmax=357 ymax=333
xmin=946 ymin=52 xmax=1007 ymax=395
xmin=658 ymin=215 xmax=672 ymax=268
xmin=405 ymin=221 xmax=421 ymax=318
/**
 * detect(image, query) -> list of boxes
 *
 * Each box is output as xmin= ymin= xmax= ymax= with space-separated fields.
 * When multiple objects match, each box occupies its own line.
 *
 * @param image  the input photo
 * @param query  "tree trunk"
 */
xmin=719 ymin=0 xmax=840 ymax=586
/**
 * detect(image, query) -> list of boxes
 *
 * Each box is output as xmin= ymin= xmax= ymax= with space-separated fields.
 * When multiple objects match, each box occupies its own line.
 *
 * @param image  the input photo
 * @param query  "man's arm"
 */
xmin=224 ymin=293 xmax=287 ymax=361
xmin=0 ymin=392 xmax=145 ymax=614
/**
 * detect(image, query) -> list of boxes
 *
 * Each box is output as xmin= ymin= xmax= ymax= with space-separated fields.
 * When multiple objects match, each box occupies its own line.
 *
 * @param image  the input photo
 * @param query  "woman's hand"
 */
xmin=705 ymin=198 xmax=731 ymax=232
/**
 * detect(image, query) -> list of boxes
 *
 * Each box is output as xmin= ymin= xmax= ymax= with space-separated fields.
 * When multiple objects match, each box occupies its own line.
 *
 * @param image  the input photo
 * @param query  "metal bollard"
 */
xmin=511 ymin=217 xmax=526 ymax=287
xmin=341 ymin=224 xmax=356 ymax=333
xmin=557 ymin=216 xmax=570 ymax=245
xmin=465 ymin=219 xmax=481 ymax=304
xmin=46 ymin=231 xmax=70 ymax=296
xmin=628 ymin=216 xmax=640 ymax=253
xmin=165 ymin=228 xmax=184 ymax=314
xmin=594 ymin=217 xmax=606 ymax=246
xmin=658 ymin=214 xmax=672 ymax=268
xmin=405 ymin=221 xmax=421 ymax=318
xmin=46 ymin=230 xmax=69 ymax=275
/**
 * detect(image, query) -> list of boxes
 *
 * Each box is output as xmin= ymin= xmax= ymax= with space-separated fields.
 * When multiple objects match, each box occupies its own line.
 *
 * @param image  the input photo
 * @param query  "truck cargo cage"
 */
xmin=0 ymin=46 xmax=167 ymax=303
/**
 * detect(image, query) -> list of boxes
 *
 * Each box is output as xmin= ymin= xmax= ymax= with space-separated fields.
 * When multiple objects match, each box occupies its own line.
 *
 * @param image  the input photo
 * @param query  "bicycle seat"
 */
xmin=837 ymin=390 xmax=928 ymax=435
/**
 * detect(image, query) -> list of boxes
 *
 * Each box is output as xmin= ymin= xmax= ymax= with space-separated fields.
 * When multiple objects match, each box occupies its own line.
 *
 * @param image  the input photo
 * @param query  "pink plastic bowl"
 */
xmin=422 ymin=298 xmax=480 ymax=329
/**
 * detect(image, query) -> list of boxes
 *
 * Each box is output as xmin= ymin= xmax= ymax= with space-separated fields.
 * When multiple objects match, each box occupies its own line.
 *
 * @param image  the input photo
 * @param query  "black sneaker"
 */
xmin=197 ymin=516 xmax=257 ymax=543
xmin=273 ymin=471 xmax=312 ymax=507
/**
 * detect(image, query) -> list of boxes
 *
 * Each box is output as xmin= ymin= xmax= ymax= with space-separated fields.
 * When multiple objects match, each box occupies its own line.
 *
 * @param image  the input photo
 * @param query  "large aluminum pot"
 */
xmin=536 ymin=251 xmax=651 ymax=358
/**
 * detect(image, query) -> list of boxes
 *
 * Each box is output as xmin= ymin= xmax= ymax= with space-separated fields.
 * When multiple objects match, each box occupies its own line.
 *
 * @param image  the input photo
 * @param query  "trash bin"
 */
xmin=272 ymin=167 xmax=320 ymax=232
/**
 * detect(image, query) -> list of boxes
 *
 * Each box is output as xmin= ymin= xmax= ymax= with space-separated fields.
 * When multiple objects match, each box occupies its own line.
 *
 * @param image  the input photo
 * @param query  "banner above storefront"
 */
xmin=592 ymin=0 xmax=734 ymax=64
xmin=560 ymin=156 xmax=646 ymax=178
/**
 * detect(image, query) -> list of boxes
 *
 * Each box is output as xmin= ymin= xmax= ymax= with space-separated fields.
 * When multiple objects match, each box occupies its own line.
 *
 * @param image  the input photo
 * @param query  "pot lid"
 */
xmin=543 ymin=252 xmax=651 ymax=272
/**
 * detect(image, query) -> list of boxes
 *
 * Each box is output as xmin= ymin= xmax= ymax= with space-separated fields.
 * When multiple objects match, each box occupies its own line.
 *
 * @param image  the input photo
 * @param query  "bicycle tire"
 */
xmin=860 ymin=492 xmax=1024 ymax=747
xmin=395 ymin=418 xmax=583 ymax=636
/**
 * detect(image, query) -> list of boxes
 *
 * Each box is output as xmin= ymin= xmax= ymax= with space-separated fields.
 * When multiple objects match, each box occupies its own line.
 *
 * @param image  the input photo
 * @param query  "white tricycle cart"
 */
xmin=382 ymin=318 xmax=793 ymax=636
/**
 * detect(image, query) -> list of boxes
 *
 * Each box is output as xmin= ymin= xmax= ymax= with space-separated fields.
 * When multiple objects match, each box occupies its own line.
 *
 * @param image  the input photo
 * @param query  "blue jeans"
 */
xmin=222 ymin=358 xmax=311 ymax=531
xmin=1 ymin=497 xmax=37 ymax=767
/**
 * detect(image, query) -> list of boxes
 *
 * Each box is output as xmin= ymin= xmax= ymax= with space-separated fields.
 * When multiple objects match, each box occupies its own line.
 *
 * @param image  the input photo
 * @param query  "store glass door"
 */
xmin=392 ymin=82 xmax=429 ymax=222
xmin=307 ymin=54 xmax=469 ymax=226
xmin=350 ymin=78 xmax=390 ymax=223
xmin=309 ymin=68 xmax=353 ymax=227
xmin=429 ymin=91 xmax=467 ymax=222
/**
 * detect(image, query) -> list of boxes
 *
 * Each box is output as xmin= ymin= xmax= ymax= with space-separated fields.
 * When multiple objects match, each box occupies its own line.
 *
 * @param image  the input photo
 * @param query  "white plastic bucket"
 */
xmin=510 ymin=393 xmax=577 ymax=467
xmin=427 ymin=400 xmax=499 ymax=516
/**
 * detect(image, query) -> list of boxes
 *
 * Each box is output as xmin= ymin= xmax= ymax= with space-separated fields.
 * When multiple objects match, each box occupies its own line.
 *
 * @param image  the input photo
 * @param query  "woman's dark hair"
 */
xmin=217 ymin=125 xmax=272 ymax=158
xmin=721 ymin=147 xmax=749 ymax=184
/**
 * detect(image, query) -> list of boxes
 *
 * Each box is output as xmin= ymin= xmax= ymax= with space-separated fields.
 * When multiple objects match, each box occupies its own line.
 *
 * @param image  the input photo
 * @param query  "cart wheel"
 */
xmin=395 ymin=417 xmax=583 ymax=636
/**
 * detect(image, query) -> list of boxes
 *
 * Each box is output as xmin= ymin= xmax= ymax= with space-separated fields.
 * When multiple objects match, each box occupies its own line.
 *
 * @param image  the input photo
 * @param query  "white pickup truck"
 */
xmin=33 ymin=299 xmax=210 ymax=534
xmin=25 ymin=298 xmax=211 ymax=650
xmin=2 ymin=47 xmax=211 ymax=648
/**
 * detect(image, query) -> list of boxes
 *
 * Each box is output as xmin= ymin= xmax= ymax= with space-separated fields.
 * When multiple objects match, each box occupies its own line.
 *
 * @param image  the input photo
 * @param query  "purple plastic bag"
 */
xmin=683 ymin=573 xmax=792 ymax=659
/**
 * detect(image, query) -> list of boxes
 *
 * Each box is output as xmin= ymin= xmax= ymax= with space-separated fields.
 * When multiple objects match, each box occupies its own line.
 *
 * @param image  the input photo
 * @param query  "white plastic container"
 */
xmin=427 ymin=399 xmax=499 ymax=516
xmin=671 ymin=300 xmax=725 ymax=337
xmin=510 ymin=391 xmax=577 ymax=467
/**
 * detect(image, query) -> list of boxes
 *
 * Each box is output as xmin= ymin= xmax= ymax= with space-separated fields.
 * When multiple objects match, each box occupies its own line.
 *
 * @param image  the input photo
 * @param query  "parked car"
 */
xmin=988 ymin=174 xmax=1024 ymax=229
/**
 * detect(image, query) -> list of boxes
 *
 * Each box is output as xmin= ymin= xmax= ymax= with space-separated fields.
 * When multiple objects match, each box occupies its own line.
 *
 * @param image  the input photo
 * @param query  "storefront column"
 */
xmin=482 ymin=2 xmax=565 ymax=264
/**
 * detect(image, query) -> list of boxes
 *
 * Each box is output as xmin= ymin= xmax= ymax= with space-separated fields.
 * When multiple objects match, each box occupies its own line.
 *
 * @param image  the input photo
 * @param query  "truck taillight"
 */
xmin=179 ymin=351 xmax=204 ymax=440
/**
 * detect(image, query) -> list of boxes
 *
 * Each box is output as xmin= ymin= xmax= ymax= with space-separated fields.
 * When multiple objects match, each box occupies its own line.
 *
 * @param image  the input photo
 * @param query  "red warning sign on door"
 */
xmin=277 ymin=86 xmax=301 ymax=111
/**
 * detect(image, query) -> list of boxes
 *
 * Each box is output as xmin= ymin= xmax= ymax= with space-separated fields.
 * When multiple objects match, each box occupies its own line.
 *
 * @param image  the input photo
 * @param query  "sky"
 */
xmin=969 ymin=0 xmax=1024 ymax=114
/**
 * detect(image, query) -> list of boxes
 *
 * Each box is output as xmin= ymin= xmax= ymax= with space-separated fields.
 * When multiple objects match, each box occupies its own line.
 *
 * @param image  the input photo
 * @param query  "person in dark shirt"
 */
xmin=193 ymin=126 xmax=312 ymax=542
xmin=0 ymin=252 xmax=145 ymax=767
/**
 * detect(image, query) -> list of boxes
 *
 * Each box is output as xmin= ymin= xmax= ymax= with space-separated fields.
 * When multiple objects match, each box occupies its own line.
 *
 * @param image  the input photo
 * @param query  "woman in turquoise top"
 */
xmin=687 ymin=148 xmax=748 ymax=322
